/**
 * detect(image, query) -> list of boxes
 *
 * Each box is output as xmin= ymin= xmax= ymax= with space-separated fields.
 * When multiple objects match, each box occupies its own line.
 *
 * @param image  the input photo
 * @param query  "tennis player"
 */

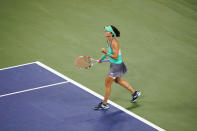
xmin=94 ymin=25 xmax=141 ymax=110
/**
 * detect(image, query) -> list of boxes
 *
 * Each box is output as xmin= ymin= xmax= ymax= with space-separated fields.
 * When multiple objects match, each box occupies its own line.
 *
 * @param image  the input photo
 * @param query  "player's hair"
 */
xmin=111 ymin=25 xmax=120 ymax=37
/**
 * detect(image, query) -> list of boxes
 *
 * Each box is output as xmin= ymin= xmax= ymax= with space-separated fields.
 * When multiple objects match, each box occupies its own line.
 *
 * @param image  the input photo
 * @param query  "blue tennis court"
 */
xmin=0 ymin=62 xmax=164 ymax=131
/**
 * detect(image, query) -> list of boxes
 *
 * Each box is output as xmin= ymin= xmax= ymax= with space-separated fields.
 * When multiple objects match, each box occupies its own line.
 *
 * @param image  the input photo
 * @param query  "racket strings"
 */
xmin=74 ymin=56 xmax=93 ymax=69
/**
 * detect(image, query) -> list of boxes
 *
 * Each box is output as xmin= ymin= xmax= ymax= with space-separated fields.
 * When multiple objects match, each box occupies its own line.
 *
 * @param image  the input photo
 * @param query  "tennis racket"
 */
xmin=74 ymin=56 xmax=109 ymax=69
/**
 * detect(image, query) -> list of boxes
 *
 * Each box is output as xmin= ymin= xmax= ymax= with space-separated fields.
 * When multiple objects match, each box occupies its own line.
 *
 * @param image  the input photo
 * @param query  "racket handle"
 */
xmin=100 ymin=59 xmax=110 ymax=62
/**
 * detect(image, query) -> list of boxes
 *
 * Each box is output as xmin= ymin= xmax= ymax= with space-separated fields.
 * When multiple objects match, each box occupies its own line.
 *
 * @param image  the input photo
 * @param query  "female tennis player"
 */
xmin=94 ymin=25 xmax=141 ymax=110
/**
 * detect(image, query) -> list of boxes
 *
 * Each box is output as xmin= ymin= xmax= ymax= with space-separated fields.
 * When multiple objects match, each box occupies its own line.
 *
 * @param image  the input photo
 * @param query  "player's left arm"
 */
xmin=101 ymin=39 xmax=119 ymax=59
xmin=110 ymin=40 xmax=119 ymax=59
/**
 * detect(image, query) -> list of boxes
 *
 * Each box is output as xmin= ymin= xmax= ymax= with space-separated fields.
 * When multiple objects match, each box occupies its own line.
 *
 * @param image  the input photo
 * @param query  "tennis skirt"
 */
xmin=108 ymin=62 xmax=127 ymax=79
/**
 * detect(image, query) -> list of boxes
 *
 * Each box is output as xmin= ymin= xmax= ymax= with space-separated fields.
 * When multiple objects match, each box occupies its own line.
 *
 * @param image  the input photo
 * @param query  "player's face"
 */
xmin=104 ymin=31 xmax=112 ymax=37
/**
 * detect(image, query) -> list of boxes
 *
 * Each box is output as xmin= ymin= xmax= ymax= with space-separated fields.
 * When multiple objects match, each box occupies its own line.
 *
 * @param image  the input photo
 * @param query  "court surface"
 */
xmin=0 ymin=62 xmax=164 ymax=131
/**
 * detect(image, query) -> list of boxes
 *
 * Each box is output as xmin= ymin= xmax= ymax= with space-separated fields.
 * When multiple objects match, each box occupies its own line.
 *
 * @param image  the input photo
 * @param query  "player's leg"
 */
xmin=115 ymin=77 xmax=135 ymax=93
xmin=115 ymin=77 xmax=141 ymax=102
xmin=103 ymin=75 xmax=114 ymax=104
xmin=94 ymin=75 xmax=114 ymax=110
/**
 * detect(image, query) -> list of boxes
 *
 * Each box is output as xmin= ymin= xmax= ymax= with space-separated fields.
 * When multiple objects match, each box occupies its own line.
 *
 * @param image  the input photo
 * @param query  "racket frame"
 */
xmin=75 ymin=56 xmax=109 ymax=69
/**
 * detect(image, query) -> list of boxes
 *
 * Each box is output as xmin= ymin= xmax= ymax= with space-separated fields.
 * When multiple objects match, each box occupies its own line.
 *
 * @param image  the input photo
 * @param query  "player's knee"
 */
xmin=114 ymin=79 xmax=118 ymax=83
xmin=105 ymin=80 xmax=110 ymax=86
xmin=105 ymin=79 xmax=112 ymax=86
xmin=115 ymin=78 xmax=121 ymax=83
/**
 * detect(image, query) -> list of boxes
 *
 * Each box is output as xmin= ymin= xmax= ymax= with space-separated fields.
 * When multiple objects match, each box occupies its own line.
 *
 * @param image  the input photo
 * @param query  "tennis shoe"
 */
xmin=94 ymin=102 xmax=110 ymax=110
xmin=131 ymin=91 xmax=141 ymax=103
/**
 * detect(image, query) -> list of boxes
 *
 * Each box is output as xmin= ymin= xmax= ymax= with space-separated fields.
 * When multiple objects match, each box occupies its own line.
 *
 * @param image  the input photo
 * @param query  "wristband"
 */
xmin=101 ymin=55 xmax=106 ymax=59
xmin=106 ymin=52 xmax=112 ymax=57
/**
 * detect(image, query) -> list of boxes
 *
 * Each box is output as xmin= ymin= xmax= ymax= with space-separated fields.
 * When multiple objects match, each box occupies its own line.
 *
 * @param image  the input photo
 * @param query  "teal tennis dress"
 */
xmin=107 ymin=38 xmax=127 ymax=79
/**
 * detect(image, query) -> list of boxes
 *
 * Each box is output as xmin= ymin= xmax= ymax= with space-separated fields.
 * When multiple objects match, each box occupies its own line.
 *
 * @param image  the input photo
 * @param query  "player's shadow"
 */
xmin=126 ymin=102 xmax=140 ymax=110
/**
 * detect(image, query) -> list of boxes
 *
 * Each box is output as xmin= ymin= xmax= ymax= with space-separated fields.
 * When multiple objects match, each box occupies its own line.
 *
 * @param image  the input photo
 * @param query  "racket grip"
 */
xmin=101 ymin=59 xmax=110 ymax=62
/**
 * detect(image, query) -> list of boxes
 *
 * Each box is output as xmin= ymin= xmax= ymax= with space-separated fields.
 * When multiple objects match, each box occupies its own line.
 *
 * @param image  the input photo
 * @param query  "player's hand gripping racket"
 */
xmin=74 ymin=56 xmax=109 ymax=69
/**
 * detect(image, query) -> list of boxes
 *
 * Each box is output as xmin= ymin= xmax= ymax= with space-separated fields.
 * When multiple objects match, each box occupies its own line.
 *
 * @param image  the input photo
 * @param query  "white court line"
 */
xmin=0 ymin=62 xmax=37 ymax=71
xmin=36 ymin=61 xmax=165 ymax=131
xmin=0 ymin=81 xmax=68 ymax=98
